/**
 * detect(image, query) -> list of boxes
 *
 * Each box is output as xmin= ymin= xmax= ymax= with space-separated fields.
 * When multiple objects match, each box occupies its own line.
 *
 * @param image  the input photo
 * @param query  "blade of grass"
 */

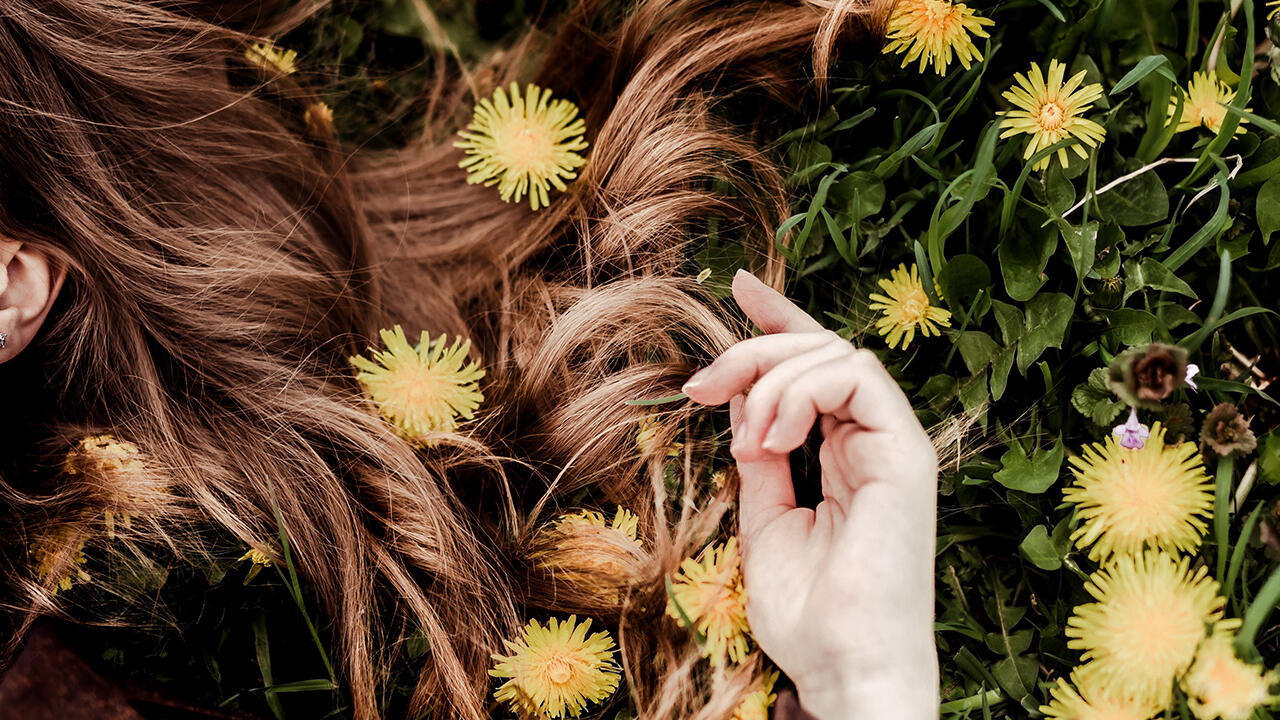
xmin=1215 ymin=456 xmax=1235 ymax=583
xmin=267 ymin=482 xmax=337 ymax=684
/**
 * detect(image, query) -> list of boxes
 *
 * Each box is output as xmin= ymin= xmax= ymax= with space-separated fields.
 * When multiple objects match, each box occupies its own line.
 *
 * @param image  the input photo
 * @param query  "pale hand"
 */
xmin=682 ymin=270 xmax=939 ymax=720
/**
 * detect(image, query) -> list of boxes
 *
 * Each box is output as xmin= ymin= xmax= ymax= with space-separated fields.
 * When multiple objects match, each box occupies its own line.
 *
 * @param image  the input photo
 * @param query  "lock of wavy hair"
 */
xmin=0 ymin=0 xmax=895 ymax=718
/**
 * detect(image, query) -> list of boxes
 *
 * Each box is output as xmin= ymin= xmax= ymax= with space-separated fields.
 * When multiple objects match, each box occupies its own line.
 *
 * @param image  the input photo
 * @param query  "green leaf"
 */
xmin=1163 ymin=173 xmax=1230 ymax=272
xmin=992 ymin=656 xmax=1038 ymax=701
xmin=1100 ymin=308 xmax=1159 ymax=345
xmin=1095 ymin=164 xmax=1170 ymax=226
xmin=1017 ymin=293 xmax=1074 ymax=373
xmin=1071 ymin=367 xmax=1127 ymax=426
xmin=1061 ymin=221 xmax=1099 ymax=282
xmin=1019 ymin=525 xmax=1062 ymax=571
xmin=937 ymin=254 xmax=993 ymax=318
xmin=1110 ymin=54 xmax=1176 ymax=95
xmin=999 ymin=227 xmax=1058 ymax=301
xmin=991 ymin=300 xmax=1025 ymax=346
xmin=1122 ymin=257 xmax=1197 ymax=303
xmin=875 ymin=122 xmax=943 ymax=177
xmin=832 ymin=171 xmax=886 ymax=217
xmin=1260 ymin=433 xmax=1280 ymax=485
xmin=1257 ymin=174 xmax=1280 ymax=243
xmin=1046 ymin=163 xmax=1076 ymax=216
xmin=991 ymin=346 xmax=1016 ymax=401
xmin=957 ymin=331 xmax=1000 ymax=375
xmin=993 ymin=439 xmax=1065 ymax=494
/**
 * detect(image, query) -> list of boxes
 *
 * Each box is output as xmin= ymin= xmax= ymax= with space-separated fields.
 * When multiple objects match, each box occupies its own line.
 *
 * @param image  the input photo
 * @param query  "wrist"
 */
xmin=793 ymin=645 xmax=939 ymax=720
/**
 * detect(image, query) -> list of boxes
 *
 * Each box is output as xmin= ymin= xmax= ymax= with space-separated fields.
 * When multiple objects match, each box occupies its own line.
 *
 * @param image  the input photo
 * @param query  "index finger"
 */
xmin=732 ymin=269 xmax=824 ymax=334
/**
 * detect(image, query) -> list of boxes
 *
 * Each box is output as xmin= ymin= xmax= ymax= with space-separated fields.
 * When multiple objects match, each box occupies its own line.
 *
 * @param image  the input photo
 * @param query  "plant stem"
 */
xmin=940 ymin=689 xmax=1006 ymax=714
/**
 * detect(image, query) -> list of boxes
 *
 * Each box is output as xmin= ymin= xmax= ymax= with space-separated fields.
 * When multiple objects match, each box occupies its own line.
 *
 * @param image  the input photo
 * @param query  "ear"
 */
xmin=0 ymin=240 xmax=66 ymax=363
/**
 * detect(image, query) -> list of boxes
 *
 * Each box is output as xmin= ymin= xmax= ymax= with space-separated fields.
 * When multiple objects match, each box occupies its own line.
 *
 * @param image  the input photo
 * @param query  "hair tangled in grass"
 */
xmin=0 ymin=0 xmax=894 ymax=718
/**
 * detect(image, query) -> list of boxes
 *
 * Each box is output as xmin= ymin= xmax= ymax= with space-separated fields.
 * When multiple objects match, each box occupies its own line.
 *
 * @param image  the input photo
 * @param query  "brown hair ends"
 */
xmin=0 ymin=1 xmax=893 ymax=718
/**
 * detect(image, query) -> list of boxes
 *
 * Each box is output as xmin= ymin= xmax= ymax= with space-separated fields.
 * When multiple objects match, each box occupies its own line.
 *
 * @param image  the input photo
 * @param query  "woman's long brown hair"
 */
xmin=0 ymin=1 xmax=892 ymax=718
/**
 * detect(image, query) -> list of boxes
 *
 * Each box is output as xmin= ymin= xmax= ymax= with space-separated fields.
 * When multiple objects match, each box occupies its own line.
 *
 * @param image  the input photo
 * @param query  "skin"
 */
xmin=0 ymin=240 xmax=64 ymax=364
xmin=683 ymin=269 xmax=939 ymax=720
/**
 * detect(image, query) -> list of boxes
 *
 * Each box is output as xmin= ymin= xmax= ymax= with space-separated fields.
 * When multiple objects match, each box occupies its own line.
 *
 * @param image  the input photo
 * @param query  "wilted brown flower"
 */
xmin=1200 ymin=403 xmax=1257 ymax=459
xmin=1108 ymin=343 xmax=1189 ymax=408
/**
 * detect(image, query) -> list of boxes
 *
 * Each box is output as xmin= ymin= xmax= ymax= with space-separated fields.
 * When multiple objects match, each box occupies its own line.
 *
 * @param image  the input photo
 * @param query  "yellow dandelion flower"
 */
xmin=881 ymin=0 xmax=994 ymax=75
xmin=1040 ymin=667 xmax=1163 ymax=720
xmin=1000 ymin=59 xmax=1107 ymax=171
xmin=1168 ymin=72 xmax=1248 ymax=136
xmin=532 ymin=508 xmax=646 ymax=604
xmin=245 ymin=42 xmax=298 ymax=75
xmin=867 ymin=263 xmax=952 ymax=350
xmin=30 ymin=528 xmax=90 ymax=595
xmin=64 ymin=434 xmax=158 ymax=539
xmin=1064 ymin=423 xmax=1213 ymax=562
xmin=1183 ymin=621 xmax=1278 ymax=720
xmin=490 ymin=615 xmax=621 ymax=718
xmin=667 ymin=537 xmax=751 ymax=666
xmin=558 ymin=507 xmax=641 ymax=543
xmin=240 ymin=547 xmax=273 ymax=583
xmin=1066 ymin=550 xmax=1225 ymax=706
xmin=637 ymin=414 xmax=684 ymax=458
xmin=350 ymin=325 xmax=485 ymax=445
xmin=304 ymin=102 xmax=335 ymax=139
xmin=733 ymin=669 xmax=779 ymax=720
xmin=455 ymin=83 xmax=588 ymax=211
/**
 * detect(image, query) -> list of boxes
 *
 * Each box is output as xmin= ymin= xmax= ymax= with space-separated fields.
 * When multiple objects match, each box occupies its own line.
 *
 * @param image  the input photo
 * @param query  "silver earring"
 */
xmin=0 ymin=332 xmax=7 ymax=350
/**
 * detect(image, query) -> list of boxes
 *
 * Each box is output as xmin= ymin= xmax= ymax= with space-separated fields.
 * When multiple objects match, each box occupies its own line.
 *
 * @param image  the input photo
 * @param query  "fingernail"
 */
xmin=682 ymin=368 xmax=708 ymax=393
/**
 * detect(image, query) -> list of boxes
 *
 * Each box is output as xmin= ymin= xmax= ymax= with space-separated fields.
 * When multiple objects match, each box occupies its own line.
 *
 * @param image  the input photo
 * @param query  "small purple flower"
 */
xmin=1112 ymin=407 xmax=1150 ymax=450
xmin=1185 ymin=363 xmax=1200 ymax=391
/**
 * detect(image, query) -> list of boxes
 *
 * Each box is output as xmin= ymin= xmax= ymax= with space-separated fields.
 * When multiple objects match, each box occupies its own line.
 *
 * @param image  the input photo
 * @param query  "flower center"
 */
xmin=498 ymin=119 xmax=553 ymax=172
xmin=897 ymin=289 xmax=930 ymax=323
xmin=543 ymin=652 xmax=577 ymax=686
xmin=1037 ymin=101 xmax=1066 ymax=131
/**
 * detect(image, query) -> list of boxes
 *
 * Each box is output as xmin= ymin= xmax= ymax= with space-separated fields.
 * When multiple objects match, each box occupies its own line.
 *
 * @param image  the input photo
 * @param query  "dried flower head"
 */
xmin=490 ymin=616 xmax=621 ymax=718
xmin=1066 ymin=550 xmax=1225 ymax=706
xmin=1065 ymin=423 xmax=1213 ymax=561
xmin=350 ymin=326 xmax=485 ymax=444
xmin=1108 ymin=343 xmax=1190 ymax=408
xmin=455 ymin=83 xmax=588 ymax=210
xmin=1200 ymin=403 xmax=1257 ymax=460
xmin=667 ymin=538 xmax=751 ymax=666
xmin=304 ymin=102 xmax=335 ymax=139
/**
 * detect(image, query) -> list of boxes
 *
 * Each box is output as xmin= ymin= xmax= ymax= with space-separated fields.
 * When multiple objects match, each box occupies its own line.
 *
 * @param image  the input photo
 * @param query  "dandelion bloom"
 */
xmin=733 ymin=669 xmax=779 ymax=720
xmin=1066 ymin=550 xmax=1225 ymax=706
xmin=881 ymin=0 xmax=994 ymax=75
xmin=1169 ymin=72 xmax=1248 ymax=136
xmin=1040 ymin=667 xmax=1162 ymax=720
xmin=239 ymin=547 xmax=274 ymax=583
xmin=637 ymin=414 xmax=684 ymax=458
xmin=30 ymin=528 xmax=90 ymax=595
xmin=455 ymin=83 xmax=588 ymax=210
xmin=1183 ymin=621 xmax=1277 ymax=720
xmin=350 ymin=326 xmax=485 ymax=444
xmin=531 ymin=508 xmax=646 ymax=604
xmin=667 ymin=537 xmax=751 ymax=666
xmin=1065 ymin=423 xmax=1212 ymax=561
xmin=868 ymin=263 xmax=952 ymax=350
xmin=559 ymin=507 xmax=641 ymax=543
xmin=490 ymin=616 xmax=621 ymax=718
xmin=245 ymin=42 xmax=298 ymax=75
xmin=64 ymin=434 xmax=153 ymax=538
xmin=1000 ymin=59 xmax=1106 ymax=170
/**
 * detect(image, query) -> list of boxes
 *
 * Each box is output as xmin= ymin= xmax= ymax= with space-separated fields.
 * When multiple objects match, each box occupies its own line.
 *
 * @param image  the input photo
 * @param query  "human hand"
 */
xmin=682 ymin=270 xmax=939 ymax=720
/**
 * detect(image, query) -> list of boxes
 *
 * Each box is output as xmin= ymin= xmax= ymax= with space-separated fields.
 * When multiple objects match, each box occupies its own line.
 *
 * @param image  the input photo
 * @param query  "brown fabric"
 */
xmin=0 ymin=624 xmax=142 ymax=720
